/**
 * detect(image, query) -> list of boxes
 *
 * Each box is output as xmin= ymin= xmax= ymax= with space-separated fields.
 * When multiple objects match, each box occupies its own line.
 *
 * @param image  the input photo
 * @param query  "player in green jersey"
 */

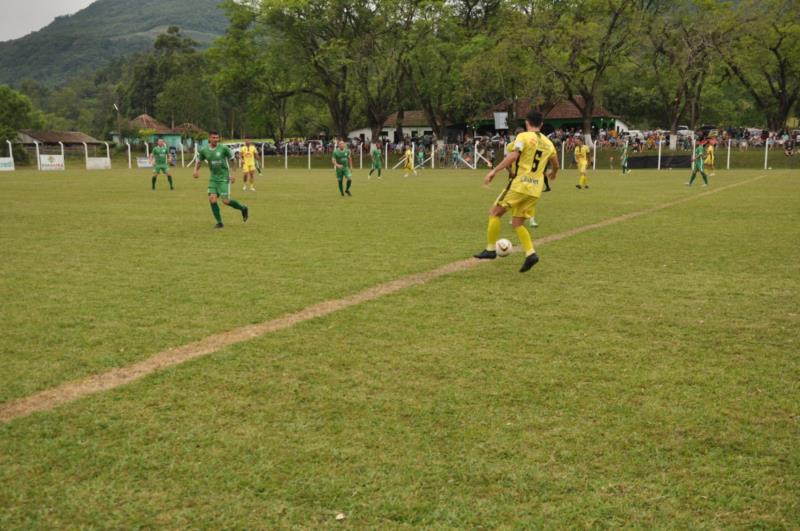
xmin=149 ymin=139 xmax=174 ymax=190
xmin=686 ymin=141 xmax=709 ymax=187
xmin=192 ymin=131 xmax=249 ymax=229
xmin=332 ymin=140 xmax=354 ymax=196
xmin=368 ymin=142 xmax=382 ymax=179
xmin=621 ymin=142 xmax=631 ymax=174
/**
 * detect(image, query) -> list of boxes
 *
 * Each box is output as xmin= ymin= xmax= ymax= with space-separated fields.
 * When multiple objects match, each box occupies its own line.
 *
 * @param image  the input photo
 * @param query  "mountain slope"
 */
xmin=0 ymin=0 xmax=228 ymax=86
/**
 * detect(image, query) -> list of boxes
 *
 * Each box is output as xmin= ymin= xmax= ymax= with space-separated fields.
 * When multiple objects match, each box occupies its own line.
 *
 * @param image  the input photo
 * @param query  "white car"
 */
xmin=676 ymin=125 xmax=693 ymax=138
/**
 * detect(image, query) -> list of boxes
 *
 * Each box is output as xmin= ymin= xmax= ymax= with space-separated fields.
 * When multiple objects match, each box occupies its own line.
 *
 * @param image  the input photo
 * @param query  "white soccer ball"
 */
xmin=495 ymin=238 xmax=513 ymax=257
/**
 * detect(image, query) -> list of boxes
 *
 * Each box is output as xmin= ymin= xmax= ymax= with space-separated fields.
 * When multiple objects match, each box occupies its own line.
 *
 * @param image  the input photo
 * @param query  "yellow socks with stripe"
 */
xmin=580 ymin=174 xmax=588 ymax=187
xmin=515 ymin=225 xmax=535 ymax=256
xmin=486 ymin=216 xmax=502 ymax=251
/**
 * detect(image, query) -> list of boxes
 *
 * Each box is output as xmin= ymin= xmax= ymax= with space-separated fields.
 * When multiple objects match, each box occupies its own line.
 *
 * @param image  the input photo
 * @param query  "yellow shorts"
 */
xmin=243 ymin=163 xmax=257 ymax=173
xmin=495 ymin=188 xmax=539 ymax=219
xmin=578 ymin=161 xmax=588 ymax=173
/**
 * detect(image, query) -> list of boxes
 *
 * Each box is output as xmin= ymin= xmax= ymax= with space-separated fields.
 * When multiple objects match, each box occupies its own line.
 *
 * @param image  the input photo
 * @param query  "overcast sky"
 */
xmin=0 ymin=0 xmax=95 ymax=42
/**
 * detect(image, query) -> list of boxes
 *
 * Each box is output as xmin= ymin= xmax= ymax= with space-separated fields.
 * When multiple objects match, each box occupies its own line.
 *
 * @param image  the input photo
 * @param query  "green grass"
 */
xmin=1 ymin=167 xmax=798 ymax=528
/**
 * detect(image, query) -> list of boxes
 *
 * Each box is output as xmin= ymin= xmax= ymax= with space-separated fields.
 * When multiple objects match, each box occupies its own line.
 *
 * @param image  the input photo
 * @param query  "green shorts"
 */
xmin=207 ymin=179 xmax=230 ymax=198
xmin=693 ymin=162 xmax=705 ymax=171
xmin=153 ymin=164 xmax=170 ymax=175
xmin=372 ymin=162 xmax=382 ymax=170
xmin=336 ymin=168 xmax=352 ymax=180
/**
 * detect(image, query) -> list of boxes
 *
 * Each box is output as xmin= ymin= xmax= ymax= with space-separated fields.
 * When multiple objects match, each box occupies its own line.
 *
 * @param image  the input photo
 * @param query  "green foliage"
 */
xmin=0 ymin=85 xmax=43 ymax=143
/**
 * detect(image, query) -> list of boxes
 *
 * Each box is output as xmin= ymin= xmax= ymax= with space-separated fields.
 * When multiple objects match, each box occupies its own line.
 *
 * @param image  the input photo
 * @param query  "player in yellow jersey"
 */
xmin=474 ymin=110 xmax=559 ymax=273
xmin=704 ymin=137 xmax=716 ymax=177
xmin=403 ymin=145 xmax=417 ymax=177
xmin=574 ymin=136 xmax=591 ymax=189
xmin=241 ymin=140 xmax=258 ymax=191
xmin=506 ymin=128 xmax=538 ymax=228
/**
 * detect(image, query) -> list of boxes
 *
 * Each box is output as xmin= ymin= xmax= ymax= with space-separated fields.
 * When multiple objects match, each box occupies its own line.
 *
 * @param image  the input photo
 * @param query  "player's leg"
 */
xmin=249 ymin=169 xmax=256 ymax=191
xmin=166 ymin=168 xmax=174 ymax=190
xmin=345 ymin=170 xmax=352 ymax=196
xmin=152 ymin=169 xmax=158 ymax=190
xmin=511 ymin=196 xmax=540 ymax=272
xmin=208 ymin=192 xmax=223 ymax=228
xmin=687 ymin=169 xmax=697 ymax=186
xmin=220 ymin=189 xmax=249 ymax=222
xmin=700 ymin=168 xmax=709 ymax=186
xmin=336 ymin=169 xmax=345 ymax=196
xmin=474 ymin=203 xmax=506 ymax=259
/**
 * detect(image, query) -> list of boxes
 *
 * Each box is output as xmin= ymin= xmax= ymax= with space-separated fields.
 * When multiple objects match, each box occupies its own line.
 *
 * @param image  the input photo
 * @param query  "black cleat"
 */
xmin=242 ymin=206 xmax=249 ymax=222
xmin=345 ymin=190 xmax=352 ymax=196
xmin=473 ymin=249 xmax=497 ymax=260
xmin=214 ymin=222 xmax=224 ymax=229
xmin=584 ymin=186 xmax=589 ymax=189
xmin=519 ymin=252 xmax=540 ymax=273
xmin=575 ymin=185 xmax=582 ymax=189
xmin=544 ymin=187 xmax=552 ymax=192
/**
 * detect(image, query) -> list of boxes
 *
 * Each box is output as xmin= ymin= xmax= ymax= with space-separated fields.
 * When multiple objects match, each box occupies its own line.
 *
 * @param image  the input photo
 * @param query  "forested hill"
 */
xmin=0 ymin=0 xmax=227 ymax=86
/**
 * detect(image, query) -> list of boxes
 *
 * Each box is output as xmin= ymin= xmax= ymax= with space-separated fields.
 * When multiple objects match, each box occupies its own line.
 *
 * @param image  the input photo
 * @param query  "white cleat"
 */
xmin=530 ymin=219 xmax=539 ymax=228
xmin=250 ymin=186 xmax=256 ymax=191
xmin=243 ymin=185 xmax=248 ymax=191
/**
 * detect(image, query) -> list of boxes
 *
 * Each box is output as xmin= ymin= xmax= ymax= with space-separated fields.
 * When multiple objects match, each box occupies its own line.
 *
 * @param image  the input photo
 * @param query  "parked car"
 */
xmin=676 ymin=125 xmax=693 ymax=138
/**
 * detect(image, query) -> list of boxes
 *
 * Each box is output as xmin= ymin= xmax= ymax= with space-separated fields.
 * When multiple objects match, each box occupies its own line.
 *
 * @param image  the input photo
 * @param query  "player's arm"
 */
xmin=192 ymin=154 xmax=204 ymax=179
xmin=228 ymin=153 xmax=238 ymax=183
xmin=331 ymin=156 xmax=341 ymax=169
xmin=483 ymin=150 xmax=519 ymax=186
xmin=547 ymin=152 xmax=560 ymax=181
xmin=348 ymin=154 xmax=354 ymax=168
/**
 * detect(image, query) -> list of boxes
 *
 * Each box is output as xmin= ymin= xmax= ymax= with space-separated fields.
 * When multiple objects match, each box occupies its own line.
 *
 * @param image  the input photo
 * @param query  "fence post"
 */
xmin=763 ymin=138 xmax=769 ymax=170
xmin=385 ymin=143 xmax=388 ymax=169
xmin=284 ymin=143 xmax=288 ymax=169
xmin=308 ymin=143 xmax=311 ymax=170
xmin=432 ymin=143 xmax=435 ymax=169
xmin=592 ymin=139 xmax=597 ymax=171
xmin=261 ymin=143 xmax=265 ymax=170
xmin=180 ymin=143 xmax=185 ymax=168
xmin=657 ymin=136 xmax=662 ymax=170
xmin=691 ymin=134 xmax=696 ymax=169
xmin=359 ymin=143 xmax=363 ymax=169
xmin=561 ymin=140 xmax=566 ymax=169
xmin=34 ymin=141 xmax=40 ymax=170
xmin=726 ymin=139 xmax=731 ymax=170
xmin=126 ymin=142 xmax=131 ymax=169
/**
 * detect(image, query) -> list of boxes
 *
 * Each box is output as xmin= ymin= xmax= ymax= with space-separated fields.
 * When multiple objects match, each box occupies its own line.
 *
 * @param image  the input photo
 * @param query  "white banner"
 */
xmin=0 ymin=157 xmax=13 ymax=171
xmin=494 ymin=112 xmax=509 ymax=130
xmin=137 ymin=157 xmax=152 ymax=168
xmin=86 ymin=157 xmax=111 ymax=170
xmin=40 ymin=154 xmax=65 ymax=171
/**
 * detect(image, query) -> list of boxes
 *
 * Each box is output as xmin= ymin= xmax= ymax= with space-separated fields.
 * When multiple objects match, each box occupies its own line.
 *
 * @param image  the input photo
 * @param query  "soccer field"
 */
xmin=1 ymin=167 xmax=799 ymax=528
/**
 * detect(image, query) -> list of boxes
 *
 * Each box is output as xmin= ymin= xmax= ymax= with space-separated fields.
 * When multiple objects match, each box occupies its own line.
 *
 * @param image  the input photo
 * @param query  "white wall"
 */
xmin=348 ymin=127 xmax=433 ymax=142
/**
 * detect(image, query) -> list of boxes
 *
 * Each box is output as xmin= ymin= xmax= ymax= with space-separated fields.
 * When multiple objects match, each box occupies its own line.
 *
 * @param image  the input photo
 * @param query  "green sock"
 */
xmin=378 ymin=169 xmax=381 ymax=177
xmin=369 ymin=169 xmax=374 ymax=176
xmin=226 ymin=199 xmax=245 ymax=211
xmin=167 ymin=175 xmax=174 ymax=189
xmin=151 ymin=176 xmax=157 ymax=189
xmin=689 ymin=171 xmax=696 ymax=185
xmin=210 ymin=202 xmax=222 ymax=223
xmin=345 ymin=178 xmax=352 ymax=192
xmin=337 ymin=178 xmax=344 ymax=195
xmin=701 ymin=172 xmax=708 ymax=184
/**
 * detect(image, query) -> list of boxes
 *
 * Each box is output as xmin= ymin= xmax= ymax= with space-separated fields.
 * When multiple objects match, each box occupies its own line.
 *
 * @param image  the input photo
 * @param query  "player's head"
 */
xmin=525 ymin=110 xmax=544 ymax=130
xmin=245 ymin=139 xmax=252 ymax=146
xmin=575 ymin=135 xmax=583 ymax=144
xmin=209 ymin=131 xmax=220 ymax=146
xmin=157 ymin=138 xmax=165 ymax=146
xmin=338 ymin=140 xmax=345 ymax=150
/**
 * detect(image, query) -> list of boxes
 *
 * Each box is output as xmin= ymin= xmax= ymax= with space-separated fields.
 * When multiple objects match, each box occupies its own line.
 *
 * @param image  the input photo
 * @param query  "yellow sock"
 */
xmin=580 ymin=174 xmax=588 ymax=187
xmin=515 ymin=225 xmax=535 ymax=256
xmin=486 ymin=216 xmax=502 ymax=251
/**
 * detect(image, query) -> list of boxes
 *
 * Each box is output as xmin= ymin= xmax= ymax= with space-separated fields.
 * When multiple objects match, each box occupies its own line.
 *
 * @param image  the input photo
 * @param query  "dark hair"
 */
xmin=525 ymin=111 xmax=544 ymax=127
xmin=514 ymin=127 xmax=524 ymax=134
xmin=209 ymin=130 xmax=220 ymax=136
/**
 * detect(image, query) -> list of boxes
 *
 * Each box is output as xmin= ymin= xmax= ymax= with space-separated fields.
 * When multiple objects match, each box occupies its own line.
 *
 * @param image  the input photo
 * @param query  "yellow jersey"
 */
xmin=704 ymin=144 xmax=715 ymax=164
xmin=575 ymin=144 xmax=590 ymax=162
xmin=241 ymin=145 xmax=257 ymax=166
xmin=510 ymin=131 xmax=556 ymax=197
xmin=404 ymin=149 xmax=413 ymax=166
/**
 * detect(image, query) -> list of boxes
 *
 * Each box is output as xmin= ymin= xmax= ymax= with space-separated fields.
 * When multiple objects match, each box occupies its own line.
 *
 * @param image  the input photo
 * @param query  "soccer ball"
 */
xmin=496 ymin=238 xmax=513 ymax=257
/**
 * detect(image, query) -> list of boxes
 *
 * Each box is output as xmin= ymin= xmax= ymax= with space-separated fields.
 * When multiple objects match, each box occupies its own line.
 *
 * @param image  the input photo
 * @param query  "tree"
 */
xmin=0 ymin=85 xmax=43 ymax=144
xmin=534 ymin=0 xmax=641 ymax=136
xmin=713 ymin=0 xmax=800 ymax=130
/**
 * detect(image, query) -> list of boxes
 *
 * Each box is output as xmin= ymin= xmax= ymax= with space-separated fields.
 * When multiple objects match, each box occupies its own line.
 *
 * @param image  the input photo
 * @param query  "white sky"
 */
xmin=0 ymin=0 xmax=95 ymax=42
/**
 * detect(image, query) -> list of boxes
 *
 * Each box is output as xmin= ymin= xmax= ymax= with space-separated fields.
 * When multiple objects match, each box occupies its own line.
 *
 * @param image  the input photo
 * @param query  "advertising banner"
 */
xmin=137 ymin=157 xmax=152 ymax=168
xmin=493 ymin=112 xmax=508 ymax=130
xmin=40 ymin=154 xmax=65 ymax=171
xmin=0 ymin=157 xmax=14 ymax=171
xmin=87 ymin=157 xmax=111 ymax=170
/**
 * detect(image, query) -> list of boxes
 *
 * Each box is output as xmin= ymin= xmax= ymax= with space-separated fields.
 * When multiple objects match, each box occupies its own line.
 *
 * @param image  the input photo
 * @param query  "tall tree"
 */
xmin=713 ymin=0 xmax=800 ymax=130
xmin=0 ymin=85 xmax=43 ymax=145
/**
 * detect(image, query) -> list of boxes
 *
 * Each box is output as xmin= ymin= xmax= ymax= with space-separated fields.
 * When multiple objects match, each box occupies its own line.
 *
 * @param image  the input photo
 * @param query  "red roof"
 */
xmin=18 ymin=130 xmax=102 ymax=145
xmin=545 ymin=97 xmax=616 ymax=120
xmin=130 ymin=114 xmax=174 ymax=134
xmin=383 ymin=111 xmax=430 ymax=128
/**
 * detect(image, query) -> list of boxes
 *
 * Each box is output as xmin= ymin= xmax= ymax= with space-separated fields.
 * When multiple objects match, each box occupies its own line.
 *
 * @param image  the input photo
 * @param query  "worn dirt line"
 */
xmin=0 ymin=175 xmax=766 ymax=423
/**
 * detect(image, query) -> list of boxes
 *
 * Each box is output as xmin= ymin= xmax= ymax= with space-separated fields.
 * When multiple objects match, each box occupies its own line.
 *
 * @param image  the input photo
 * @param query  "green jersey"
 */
xmin=333 ymin=148 xmax=351 ymax=169
xmin=198 ymin=144 xmax=233 ymax=181
xmin=371 ymin=148 xmax=381 ymax=159
xmin=153 ymin=146 xmax=169 ymax=166
xmin=693 ymin=145 xmax=705 ymax=168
